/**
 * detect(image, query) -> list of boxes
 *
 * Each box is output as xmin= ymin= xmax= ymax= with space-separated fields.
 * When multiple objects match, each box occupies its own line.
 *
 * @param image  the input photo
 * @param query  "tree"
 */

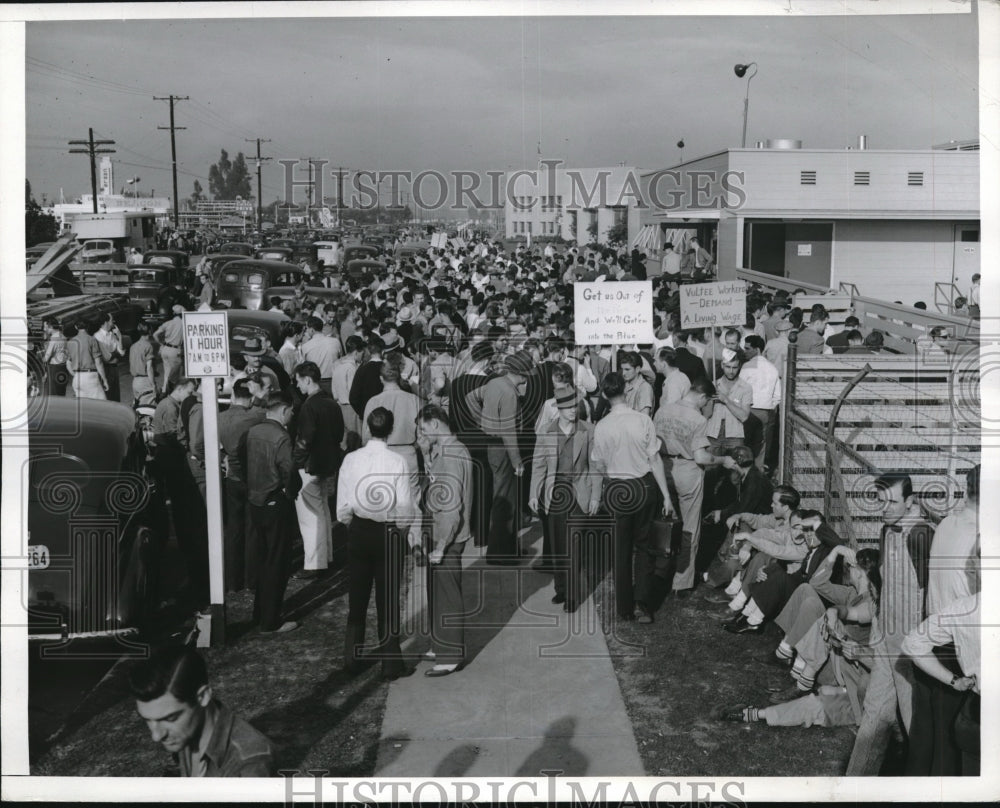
xmin=25 ymin=180 xmax=57 ymax=247
xmin=606 ymin=221 xmax=628 ymax=247
xmin=207 ymin=149 xmax=253 ymax=200
xmin=190 ymin=179 xmax=205 ymax=205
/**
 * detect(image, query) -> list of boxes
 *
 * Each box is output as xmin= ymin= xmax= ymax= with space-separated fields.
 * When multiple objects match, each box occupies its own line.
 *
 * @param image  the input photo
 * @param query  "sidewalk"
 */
xmin=375 ymin=524 xmax=645 ymax=777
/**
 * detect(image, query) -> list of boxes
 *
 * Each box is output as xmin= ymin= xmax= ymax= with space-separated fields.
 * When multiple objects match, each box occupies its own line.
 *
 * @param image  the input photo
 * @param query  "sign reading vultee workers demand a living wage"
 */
xmin=574 ymin=281 xmax=654 ymax=345
xmin=182 ymin=310 xmax=230 ymax=377
xmin=679 ymin=281 xmax=748 ymax=328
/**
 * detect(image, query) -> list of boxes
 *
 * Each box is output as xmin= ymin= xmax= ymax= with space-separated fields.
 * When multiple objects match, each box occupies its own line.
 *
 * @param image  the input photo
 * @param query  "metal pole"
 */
xmin=88 ymin=128 xmax=98 ymax=213
xmin=169 ymin=98 xmax=179 ymax=228
xmin=778 ymin=329 xmax=797 ymax=484
xmin=823 ymin=363 xmax=872 ymax=517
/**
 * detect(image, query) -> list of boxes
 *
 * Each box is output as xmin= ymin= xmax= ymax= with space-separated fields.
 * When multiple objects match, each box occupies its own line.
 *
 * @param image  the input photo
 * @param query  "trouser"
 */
xmin=469 ymin=444 xmax=492 ymax=547
xmin=46 ymin=363 xmax=69 ymax=396
xmin=131 ymin=375 xmax=156 ymax=407
xmin=905 ymin=644 xmax=965 ymax=776
xmin=706 ymin=528 xmax=742 ymax=588
xmin=750 ymin=561 xmax=807 ymax=619
xmin=953 ymin=693 xmax=980 ymax=776
xmin=343 ymin=517 xmax=406 ymax=675
xmin=187 ymin=455 xmax=207 ymax=501
xmin=846 ymin=635 xmax=921 ymax=775
xmin=249 ymin=494 xmax=293 ymax=631
xmin=72 ymin=370 xmax=106 ymax=400
xmin=750 ymin=407 xmax=777 ymax=470
xmin=741 ymin=551 xmax=773 ymax=597
xmin=104 ymin=363 xmax=121 ymax=403
xmin=156 ymin=445 xmax=208 ymax=605
xmin=223 ymin=478 xmax=249 ymax=591
xmin=486 ymin=444 xmax=518 ymax=560
xmin=546 ymin=497 xmax=586 ymax=601
xmin=670 ymin=458 xmax=704 ymax=591
xmin=764 ymin=688 xmax=856 ymax=728
xmin=426 ymin=539 xmax=467 ymax=664
xmin=604 ymin=474 xmax=657 ymax=618
xmin=159 ymin=346 xmax=182 ymax=394
xmin=776 ymin=583 xmax=828 ymax=644
xmin=295 ymin=470 xmax=336 ymax=571
xmin=339 ymin=401 xmax=362 ymax=451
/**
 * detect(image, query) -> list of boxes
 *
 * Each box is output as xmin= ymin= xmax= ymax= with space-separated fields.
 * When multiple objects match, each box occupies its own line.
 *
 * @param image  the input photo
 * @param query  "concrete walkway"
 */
xmin=375 ymin=524 xmax=644 ymax=777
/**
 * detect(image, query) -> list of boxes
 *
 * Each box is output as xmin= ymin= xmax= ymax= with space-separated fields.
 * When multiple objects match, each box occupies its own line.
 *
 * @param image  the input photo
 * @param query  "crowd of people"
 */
xmin=35 ymin=233 xmax=979 ymax=777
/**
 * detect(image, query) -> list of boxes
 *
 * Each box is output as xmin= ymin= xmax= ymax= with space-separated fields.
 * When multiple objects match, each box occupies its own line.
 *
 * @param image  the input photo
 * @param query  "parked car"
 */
xmin=345 ymin=258 xmax=387 ymax=281
xmin=127 ymin=265 xmax=187 ymax=320
xmin=27 ymin=397 xmax=169 ymax=641
xmin=342 ymin=244 xmax=381 ymax=264
xmin=255 ymin=246 xmax=294 ymax=263
xmin=202 ymin=253 xmax=246 ymax=284
xmin=78 ymin=239 xmax=117 ymax=264
xmin=219 ymin=242 xmax=255 ymax=257
xmin=314 ymin=241 xmax=341 ymax=268
xmin=142 ymin=250 xmax=190 ymax=271
xmin=224 ymin=308 xmax=291 ymax=357
xmin=214 ymin=259 xmax=311 ymax=310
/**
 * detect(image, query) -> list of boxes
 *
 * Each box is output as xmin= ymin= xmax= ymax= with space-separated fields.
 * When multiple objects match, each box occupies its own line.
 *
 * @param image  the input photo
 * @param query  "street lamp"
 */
xmin=127 ymin=176 xmax=141 ymax=199
xmin=733 ymin=62 xmax=758 ymax=149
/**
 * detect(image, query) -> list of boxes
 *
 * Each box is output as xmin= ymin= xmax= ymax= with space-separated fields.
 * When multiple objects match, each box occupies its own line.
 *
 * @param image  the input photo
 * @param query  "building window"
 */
xmin=960 ymin=230 xmax=979 ymax=242
xmin=800 ymin=170 xmax=817 ymax=185
xmin=854 ymin=171 xmax=870 ymax=186
xmin=908 ymin=171 xmax=924 ymax=186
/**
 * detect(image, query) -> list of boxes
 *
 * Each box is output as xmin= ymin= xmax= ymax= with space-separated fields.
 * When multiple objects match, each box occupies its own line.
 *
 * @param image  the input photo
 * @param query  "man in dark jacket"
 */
xmin=244 ymin=391 xmax=300 ymax=633
xmin=292 ymin=361 xmax=345 ymax=579
xmin=348 ymin=334 xmax=386 ymax=421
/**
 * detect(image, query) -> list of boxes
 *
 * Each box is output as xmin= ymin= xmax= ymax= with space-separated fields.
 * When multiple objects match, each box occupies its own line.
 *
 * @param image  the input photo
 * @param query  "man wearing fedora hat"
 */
xmin=529 ymin=388 xmax=601 ymax=611
xmin=241 ymin=337 xmax=281 ymax=392
xmin=480 ymin=350 xmax=532 ymax=563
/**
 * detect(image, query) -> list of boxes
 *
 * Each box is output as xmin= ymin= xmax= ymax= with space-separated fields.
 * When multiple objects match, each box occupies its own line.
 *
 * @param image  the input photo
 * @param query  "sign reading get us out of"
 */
xmin=183 ymin=310 xmax=230 ymax=377
xmin=679 ymin=280 xmax=747 ymax=329
xmin=574 ymin=281 xmax=654 ymax=345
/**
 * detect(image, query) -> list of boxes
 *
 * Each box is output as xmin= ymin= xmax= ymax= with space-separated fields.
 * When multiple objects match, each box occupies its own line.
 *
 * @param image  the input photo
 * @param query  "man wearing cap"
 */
xmin=591 ymin=372 xmax=673 ymax=622
xmin=705 ymin=348 xmax=754 ymax=457
xmin=154 ymin=305 xmax=187 ymax=396
xmin=300 ymin=316 xmax=341 ymax=395
xmin=480 ymin=350 xmax=532 ymax=563
xmin=763 ymin=317 xmax=793 ymax=376
xmin=529 ymin=388 xmax=601 ymax=611
xmin=240 ymin=338 xmax=281 ymax=393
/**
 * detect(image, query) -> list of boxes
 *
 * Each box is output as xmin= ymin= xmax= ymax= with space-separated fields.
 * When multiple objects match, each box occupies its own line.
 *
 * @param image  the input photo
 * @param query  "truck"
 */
xmin=64 ymin=211 xmax=158 ymax=262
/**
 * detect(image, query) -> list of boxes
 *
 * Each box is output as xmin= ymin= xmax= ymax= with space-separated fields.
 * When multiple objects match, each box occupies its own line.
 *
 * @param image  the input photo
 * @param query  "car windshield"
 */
xmin=86 ymin=241 xmax=113 ymax=250
xmin=146 ymin=256 xmax=174 ymax=266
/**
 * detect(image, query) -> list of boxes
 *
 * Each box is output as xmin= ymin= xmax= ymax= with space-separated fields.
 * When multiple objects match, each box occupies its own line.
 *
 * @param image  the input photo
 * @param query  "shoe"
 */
xmin=261 ymin=620 xmax=299 ymax=634
xmin=765 ymin=654 xmax=794 ymax=669
xmin=292 ymin=569 xmax=321 ymax=580
xmin=422 ymin=650 xmax=437 ymax=661
xmin=704 ymin=591 xmax=733 ymax=605
xmin=671 ymin=589 xmax=692 ymax=600
xmin=382 ymin=667 xmax=413 ymax=682
xmin=716 ymin=703 xmax=752 ymax=723
xmin=618 ymin=611 xmax=636 ymax=622
xmin=551 ymin=593 xmax=566 ymax=605
xmin=425 ymin=663 xmax=463 ymax=678
xmin=769 ymin=684 xmax=808 ymax=704
xmin=724 ymin=616 xmax=764 ymax=635
xmin=634 ymin=606 xmax=654 ymax=624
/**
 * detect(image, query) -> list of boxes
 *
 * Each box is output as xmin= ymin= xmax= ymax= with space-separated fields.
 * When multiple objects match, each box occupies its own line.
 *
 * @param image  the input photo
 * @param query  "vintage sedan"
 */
xmin=345 ymin=258 xmax=387 ymax=282
xmin=341 ymin=244 xmax=381 ymax=264
xmin=219 ymin=242 xmax=255 ymax=257
xmin=78 ymin=239 xmax=117 ymax=264
xmin=214 ymin=259 xmax=310 ymax=310
xmin=27 ymin=397 xmax=170 ymax=642
xmin=224 ymin=308 xmax=290 ymax=356
xmin=142 ymin=250 xmax=190 ymax=271
xmin=255 ymin=245 xmax=294 ymax=263
xmin=127 ymin=265 xmax=187 ymax=319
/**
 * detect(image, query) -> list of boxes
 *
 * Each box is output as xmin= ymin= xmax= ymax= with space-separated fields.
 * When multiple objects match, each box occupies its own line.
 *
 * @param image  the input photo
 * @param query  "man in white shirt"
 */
xmin=660 ymin=243 xmax=681 ymax=287
xmin=299 ymin=315 xmax=341 ymax=394
xmin=337 ymin=406 xmax=416 ymax=681
xmin=763 ymin=318 xmax=793 ymax=379
xmin=277 ymin=321 xmax=304 ymax=376
xmin=740 ymin=335 xmax=781 ymax=471
xmin=654 ymin=347 xmax=691 ymax=411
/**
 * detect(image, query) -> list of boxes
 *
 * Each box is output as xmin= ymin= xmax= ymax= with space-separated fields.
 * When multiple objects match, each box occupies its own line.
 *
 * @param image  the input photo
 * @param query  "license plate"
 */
xmin=28 ymin=545 xmax=50 ymax=569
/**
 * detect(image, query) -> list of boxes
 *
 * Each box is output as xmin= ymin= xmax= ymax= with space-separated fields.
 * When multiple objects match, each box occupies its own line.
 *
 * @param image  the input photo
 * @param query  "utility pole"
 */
xmin=68 ymin=129 xmax=115 ymax=214
xmin=297 ymin=158 xmax=317 ymax=226
xmin=333 ymin=166 xmax=346 ymax=228
xmin=245 ymin=137 xmax=272 ymax=229
xmin=154 ymin=94 xmax=189 ymax=228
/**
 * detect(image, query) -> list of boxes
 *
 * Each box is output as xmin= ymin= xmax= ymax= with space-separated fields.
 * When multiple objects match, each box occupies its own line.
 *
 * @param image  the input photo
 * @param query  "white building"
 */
xmin=504 ymin=164 xmax=643 ymax=246
xmin=52 ymin=194 xmax=172 ymax=232
xmin=636 ymin=138 xmax=979 ymax=307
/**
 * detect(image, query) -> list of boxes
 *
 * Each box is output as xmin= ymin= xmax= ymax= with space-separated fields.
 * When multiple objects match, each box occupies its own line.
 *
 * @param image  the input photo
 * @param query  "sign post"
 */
xmin=183 ymin=306 xmax=230 ymax=646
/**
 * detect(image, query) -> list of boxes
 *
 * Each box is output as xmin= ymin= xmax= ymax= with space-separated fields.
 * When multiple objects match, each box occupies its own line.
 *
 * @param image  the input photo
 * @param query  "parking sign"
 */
xmin=182 ymin=310 xmax=230 ymax=377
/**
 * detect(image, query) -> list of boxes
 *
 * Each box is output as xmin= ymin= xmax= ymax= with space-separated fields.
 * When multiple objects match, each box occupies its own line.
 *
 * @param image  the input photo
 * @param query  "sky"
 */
xmin=24 ymin=8 xmax=979 ymax=208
